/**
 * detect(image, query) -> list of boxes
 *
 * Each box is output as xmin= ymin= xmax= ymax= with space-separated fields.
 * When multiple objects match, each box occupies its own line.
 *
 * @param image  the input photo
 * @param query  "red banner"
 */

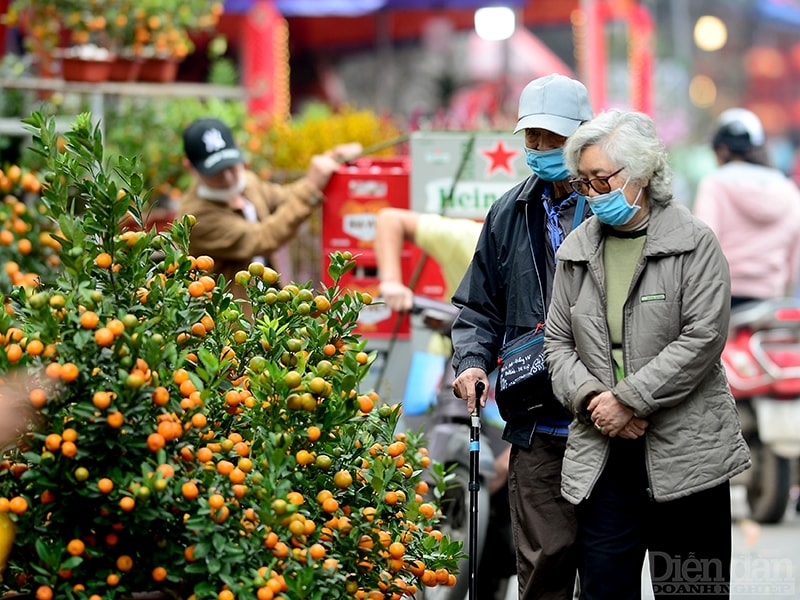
xmin=574 ymin=0 xmax=654 ymax=115
xmin=242 ymin=0 xmax=290 ymax=117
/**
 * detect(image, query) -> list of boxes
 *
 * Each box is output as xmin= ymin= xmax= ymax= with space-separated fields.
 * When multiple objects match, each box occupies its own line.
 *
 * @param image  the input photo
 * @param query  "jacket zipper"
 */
xmin=500 ymin=332 xmax=544 ymax=360
xmin=523 ymin=193 xmax=547 ymax=451
xmin=581 ymin=251 xmax=613 ymax=500
xmin=524 ymin=201 xmax=546 ymax=323
xmin=620 ymin=253 xmax=656 ymax=500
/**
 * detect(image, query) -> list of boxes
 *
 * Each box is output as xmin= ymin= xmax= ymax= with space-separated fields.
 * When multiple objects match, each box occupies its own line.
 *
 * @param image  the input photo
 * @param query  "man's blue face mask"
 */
xmin=524 ymin=147 xmax=570 ymax=182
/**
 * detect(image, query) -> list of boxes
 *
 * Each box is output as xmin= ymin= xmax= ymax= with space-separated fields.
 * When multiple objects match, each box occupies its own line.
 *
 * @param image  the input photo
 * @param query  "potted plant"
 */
xmin=102 ymin=0 xmax=224 ymax=82
xmin=0 ymin=112 xmax=463 ymax=599
xmin=6 ymin=0 xmax=224 ymax=82
xmin=2 ymin=3 xmax=64 ymax=78
xmin=6 ymin=0 xmax=115 ymax=81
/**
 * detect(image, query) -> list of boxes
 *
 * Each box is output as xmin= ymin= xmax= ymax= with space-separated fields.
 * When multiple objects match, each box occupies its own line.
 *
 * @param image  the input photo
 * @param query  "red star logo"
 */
xmin=482 ymin=141 xmax=517 ymax=175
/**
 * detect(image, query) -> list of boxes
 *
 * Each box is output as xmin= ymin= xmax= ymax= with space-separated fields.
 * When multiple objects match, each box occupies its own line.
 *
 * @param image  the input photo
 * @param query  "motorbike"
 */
xmin=722 ymin=297 xmax=800 ymax=523
xmin=398 ymin=295 xmax=515 ymax=600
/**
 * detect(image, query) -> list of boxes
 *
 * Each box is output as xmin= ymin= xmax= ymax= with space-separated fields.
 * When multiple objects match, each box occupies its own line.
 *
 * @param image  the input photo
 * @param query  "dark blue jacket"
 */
xmin=451 ymin=174 xmax=585 ymax=447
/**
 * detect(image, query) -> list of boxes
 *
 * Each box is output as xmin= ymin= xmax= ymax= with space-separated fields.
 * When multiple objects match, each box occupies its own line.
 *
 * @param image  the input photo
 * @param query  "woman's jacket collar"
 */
xmin=555 ymin=201 xmax=700 ymax=262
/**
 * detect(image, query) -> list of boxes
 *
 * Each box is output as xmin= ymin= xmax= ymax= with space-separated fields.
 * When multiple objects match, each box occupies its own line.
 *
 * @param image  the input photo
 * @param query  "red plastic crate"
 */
xmin=322 ymin=158 xmax=412 ymax=251
xmin=322 ymin=156 xmax=447 ymax=299
xmin=407 ymin=246 xmax=447 ymax=300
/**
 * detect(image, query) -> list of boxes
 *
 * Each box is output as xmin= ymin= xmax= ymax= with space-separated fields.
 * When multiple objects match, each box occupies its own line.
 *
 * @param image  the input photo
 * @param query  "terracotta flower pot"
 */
xmin=109 ymin=56 xmax=143 ymax=82
xmin=61 ymin=57 xmax=113 ymax=83
xmin=138 ymin=58 xmax=180 ymax=83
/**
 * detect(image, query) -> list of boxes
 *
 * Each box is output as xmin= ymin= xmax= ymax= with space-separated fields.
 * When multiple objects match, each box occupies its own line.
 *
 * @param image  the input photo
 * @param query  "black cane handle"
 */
xmin=472 ymin=381 xmax=485 ymax=417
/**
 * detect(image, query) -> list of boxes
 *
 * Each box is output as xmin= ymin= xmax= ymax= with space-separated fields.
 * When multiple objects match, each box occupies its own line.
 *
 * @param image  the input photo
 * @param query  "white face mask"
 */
xmin=197 ymin=172 xmax=246 ymax=203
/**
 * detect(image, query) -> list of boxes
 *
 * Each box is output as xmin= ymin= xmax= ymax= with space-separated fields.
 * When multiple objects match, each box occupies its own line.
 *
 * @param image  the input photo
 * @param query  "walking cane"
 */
xmin=469 ymin=380 xmax=485 ymax=600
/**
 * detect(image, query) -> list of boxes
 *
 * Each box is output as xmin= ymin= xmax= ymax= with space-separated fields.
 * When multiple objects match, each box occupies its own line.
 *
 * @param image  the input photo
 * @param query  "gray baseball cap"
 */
xmin=513 ymin=74 xmax=593 ymax=136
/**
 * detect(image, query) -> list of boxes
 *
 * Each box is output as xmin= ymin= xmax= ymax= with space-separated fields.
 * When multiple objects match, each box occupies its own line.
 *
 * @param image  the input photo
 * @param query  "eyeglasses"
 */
xmin=569 ymin=167 xmax=625 ymax=196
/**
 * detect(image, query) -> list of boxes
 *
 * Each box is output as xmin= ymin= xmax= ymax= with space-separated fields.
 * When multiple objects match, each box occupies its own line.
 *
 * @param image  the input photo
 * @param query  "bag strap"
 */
xmin=515 ymin=192 xmax=584 ymax=346
xmin=572 ymin=194 xmax=586 ymax=230
xmin=525 ymin=199 xmax=544 ymax=294
xmin=522 ymin=200 xmax=547 ymax=329
xmin=501 ymin=203 xmax=540 ymax=347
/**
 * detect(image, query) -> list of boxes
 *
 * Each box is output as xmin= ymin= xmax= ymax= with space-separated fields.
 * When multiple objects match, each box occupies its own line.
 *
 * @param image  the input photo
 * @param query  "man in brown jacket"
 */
xmin=178 ymin=117 xmax=360 ymax=315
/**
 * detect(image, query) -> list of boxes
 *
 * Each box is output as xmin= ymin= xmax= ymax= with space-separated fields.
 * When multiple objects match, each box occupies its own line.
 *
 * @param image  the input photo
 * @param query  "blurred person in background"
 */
xmin=178 ymin=117 xmax=361 ymax=316
xmin=375 ymin=207 xmax=481 ymax=336
xmin=0 ymin=369 xmax=37 ymax=449
xmin=693 ymin=108 xmax=800 ymax=307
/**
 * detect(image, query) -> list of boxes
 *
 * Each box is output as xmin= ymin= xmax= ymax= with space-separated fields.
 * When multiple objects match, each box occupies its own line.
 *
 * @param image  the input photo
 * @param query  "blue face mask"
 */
xmin=524 ymin=147 xmax=570 ymax=182
xmin=585 ymin=178 xmax=642 ymax=226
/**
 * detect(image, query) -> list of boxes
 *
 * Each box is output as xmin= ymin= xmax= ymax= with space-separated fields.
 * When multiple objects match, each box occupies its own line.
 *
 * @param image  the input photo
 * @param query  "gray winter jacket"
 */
xmin=544 ymin=201 xmax=751 ymax=503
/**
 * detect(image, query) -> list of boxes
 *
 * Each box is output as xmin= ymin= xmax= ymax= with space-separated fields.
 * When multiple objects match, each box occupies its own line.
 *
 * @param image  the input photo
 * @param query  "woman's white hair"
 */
xmin=563 ymin=108 xmax=673 ymax=207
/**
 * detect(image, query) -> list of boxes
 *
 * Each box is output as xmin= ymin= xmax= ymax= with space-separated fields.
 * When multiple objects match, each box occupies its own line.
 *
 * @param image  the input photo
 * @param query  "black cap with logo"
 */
xmin=183 ymin=117 xmax=244 ymax=176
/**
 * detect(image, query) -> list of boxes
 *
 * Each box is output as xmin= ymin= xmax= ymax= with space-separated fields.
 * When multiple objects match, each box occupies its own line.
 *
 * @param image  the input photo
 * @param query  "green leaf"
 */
xmin=207 ymin=555 xmax=222 ymax=575
xmin=34 ymin=537 xmax=55 ymax=567
xmin=60 ymin=555 xmax=83 ymax=570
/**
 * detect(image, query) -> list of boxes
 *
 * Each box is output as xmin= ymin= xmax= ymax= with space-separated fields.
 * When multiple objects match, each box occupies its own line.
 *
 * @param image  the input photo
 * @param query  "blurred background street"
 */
xmin=7 ymin=0 xmax=800 ymax=217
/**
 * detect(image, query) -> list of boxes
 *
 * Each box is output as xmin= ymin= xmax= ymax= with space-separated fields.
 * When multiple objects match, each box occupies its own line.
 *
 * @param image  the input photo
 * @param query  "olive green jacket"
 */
xmin=544 ymin=202 xmax=751 ymax=504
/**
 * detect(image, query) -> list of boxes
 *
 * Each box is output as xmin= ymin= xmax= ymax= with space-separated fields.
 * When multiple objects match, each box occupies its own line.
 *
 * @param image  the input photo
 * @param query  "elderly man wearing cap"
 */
xmin=178 ymin=117 xmax=360 ymax=315
xmin=450 ymin=74 xmax=592 ymax=599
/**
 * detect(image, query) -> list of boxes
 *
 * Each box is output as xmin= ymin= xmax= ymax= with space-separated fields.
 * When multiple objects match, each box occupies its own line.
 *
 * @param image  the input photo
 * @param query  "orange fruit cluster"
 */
xmin=0 ymin=115 xmax=462 ymax=599
xmin=0 ymin=179 xmax=61 ymax=295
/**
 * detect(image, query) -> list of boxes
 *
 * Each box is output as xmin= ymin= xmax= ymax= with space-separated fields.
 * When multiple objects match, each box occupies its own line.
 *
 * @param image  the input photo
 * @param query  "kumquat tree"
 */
xmin=0 ymin=112 xmax=464 ymax=600
xmin=0 ymin=164 xmax=60 ymax=296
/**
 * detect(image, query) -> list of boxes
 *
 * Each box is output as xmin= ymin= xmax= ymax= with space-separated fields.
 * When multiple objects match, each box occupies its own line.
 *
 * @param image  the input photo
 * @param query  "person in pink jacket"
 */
xmin=693 ymin=108 xmax=800 ymax=307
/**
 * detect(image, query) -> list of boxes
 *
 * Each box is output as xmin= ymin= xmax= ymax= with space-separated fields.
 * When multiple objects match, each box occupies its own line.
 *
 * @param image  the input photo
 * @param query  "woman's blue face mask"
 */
xmin=524 ymin=147 xmax=570 ymax=182
xmin=585 ymin=177 xmax=642 ymax=226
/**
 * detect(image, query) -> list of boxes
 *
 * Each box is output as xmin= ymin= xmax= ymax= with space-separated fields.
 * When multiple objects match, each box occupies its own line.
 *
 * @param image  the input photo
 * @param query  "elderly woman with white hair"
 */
xmin=543 ymin=109 xmax=751 ymax=600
